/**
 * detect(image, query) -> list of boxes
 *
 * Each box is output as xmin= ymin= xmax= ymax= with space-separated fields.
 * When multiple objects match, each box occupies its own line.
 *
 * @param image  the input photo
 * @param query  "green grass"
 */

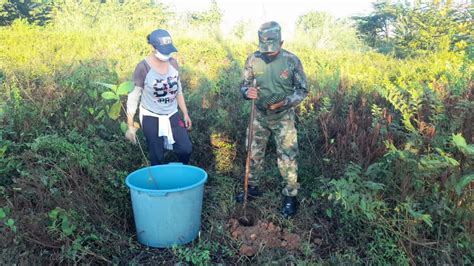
xmin=0 ymin=14 xmax=473 ymax=264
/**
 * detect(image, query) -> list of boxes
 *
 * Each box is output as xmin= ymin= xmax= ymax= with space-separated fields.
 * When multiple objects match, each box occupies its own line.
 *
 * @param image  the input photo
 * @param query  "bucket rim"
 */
xmin=125 ymin=164 xmax=207 ymax=194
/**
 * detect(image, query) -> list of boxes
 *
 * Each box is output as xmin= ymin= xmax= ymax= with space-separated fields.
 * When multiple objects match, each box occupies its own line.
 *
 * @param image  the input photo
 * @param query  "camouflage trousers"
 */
xmin=246 ymin=108 xmax=300 ymax=196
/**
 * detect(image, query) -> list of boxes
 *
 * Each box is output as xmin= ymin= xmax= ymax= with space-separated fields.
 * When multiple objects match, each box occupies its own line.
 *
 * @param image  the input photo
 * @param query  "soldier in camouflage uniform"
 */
xmin=236 ymin=21 xmax=308 ymax=218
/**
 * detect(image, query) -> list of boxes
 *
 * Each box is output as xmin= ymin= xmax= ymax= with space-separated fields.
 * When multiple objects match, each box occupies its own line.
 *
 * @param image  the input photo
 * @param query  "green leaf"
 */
xmin=452 ymin=134 xmax=474 ymax=156
xmin=49 ymin=209 xmax=59 ymax=220
xmin=408 ymin=208 xmax=432 ymax=227
xmin=0 ymin=208 xmax=5 ymax=219
xmin=87 ymin=233 xmax=100 ymax=241
xmin=116 ymin=81 xmax=134 ymax=96
xmin=325 ymin=208 xmax=333 ymax=218
xmin=6 ymin=218 xmax=16 ymax=232
xmin=86 ymin=88 xmax=98 ymax=99
xmin=120 ymin=122 xmax=128 ymax=133
xmin=6 ymin=218 xmax=14 ymax=226
xmin=101 ymin=91 xmax=119 ymax=100
xmin=420 ymin=214 xmax=433 ymax=228
xmin=95 ymin=110 xmax=105 ymax=120
xmin=455 ymin=173 xmax=474 ymax=196
xmin=95 ymin=82 xmax=116 ymax=91
xmin=360 ymin=199 xmax=367 ymax=211
xmin=61 ymin=217 xmax=75 ymax=236
xmin=466 ymin=146 xmax=474 ymax=156
xmin=453 ymin=133 xmax=467 ymax=148
xmin=365 ymin=181 xmax=385 ymax=190
xmin=108 ymin=101 xmax=122 ymax=120
xmin=0 ymin=144 xmax=8 ymax=158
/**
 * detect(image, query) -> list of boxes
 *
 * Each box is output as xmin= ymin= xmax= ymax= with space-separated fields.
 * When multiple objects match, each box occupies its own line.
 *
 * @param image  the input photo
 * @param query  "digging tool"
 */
xmin=238 ymin=80 xmax=257 ymax=226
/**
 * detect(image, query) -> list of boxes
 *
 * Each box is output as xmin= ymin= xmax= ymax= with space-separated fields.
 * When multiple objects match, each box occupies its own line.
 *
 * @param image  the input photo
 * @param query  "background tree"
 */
xmin=295 ymin=11 xmax=363 ymax=50
xmin=186 ymin=0 xmax=222 ymax=30
xmin=50 ymin=0 xmax=169 ymax=31
xmin=231 ymin=19 xmax=252 ymax=40
xmin=352 ymin=0 xmax=403 ymax=52
xmin=354 ymin=0 xmax=472 ymax=58
xmin=0 ymin=0 xmax=53 ymax=26
xmin=393 ymin=0 xmax=472 ymax=57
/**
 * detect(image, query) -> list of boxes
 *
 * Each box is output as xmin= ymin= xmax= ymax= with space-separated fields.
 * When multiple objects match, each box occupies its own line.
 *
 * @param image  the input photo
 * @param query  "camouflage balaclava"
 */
xmin=258 ymin=21 xmax=282 ymax=53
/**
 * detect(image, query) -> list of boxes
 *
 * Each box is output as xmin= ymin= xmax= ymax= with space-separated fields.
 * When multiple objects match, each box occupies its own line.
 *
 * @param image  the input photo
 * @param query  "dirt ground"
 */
xmin=227 ymin=218 xmax=301 ymax=256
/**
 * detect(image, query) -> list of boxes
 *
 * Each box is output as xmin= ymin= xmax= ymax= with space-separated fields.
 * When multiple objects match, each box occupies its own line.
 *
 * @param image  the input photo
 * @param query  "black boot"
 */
xmin=281 ymin=196 xmax=298 ymax=218
xmin=235 ymin=186 xmax=262 ymax=203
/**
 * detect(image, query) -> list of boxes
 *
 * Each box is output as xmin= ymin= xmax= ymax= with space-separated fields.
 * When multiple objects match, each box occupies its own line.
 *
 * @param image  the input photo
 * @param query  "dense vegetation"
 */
xmin=1 ymin=0 xmax=472 ymax=264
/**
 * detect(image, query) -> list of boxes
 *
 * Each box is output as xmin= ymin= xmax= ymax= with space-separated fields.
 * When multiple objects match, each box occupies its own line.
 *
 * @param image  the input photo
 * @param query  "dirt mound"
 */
xmin=228 ymin=218 xmax=301 ymax=256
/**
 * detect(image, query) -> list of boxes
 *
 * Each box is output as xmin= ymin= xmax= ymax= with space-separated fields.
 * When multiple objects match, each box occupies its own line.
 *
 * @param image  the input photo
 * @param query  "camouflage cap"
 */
xmin=258 ymin=21 xmax=282 ymax=53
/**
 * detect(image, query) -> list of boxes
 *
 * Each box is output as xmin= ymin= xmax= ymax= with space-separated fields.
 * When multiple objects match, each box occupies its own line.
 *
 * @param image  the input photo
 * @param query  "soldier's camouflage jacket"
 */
xmin=240 ymin=49 xmax=308 ymax=116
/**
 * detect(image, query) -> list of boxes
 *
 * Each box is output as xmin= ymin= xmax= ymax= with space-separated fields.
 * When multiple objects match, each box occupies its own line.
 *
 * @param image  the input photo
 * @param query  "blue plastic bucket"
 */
xmin=125 ymin=163 xmax=208 ymax=248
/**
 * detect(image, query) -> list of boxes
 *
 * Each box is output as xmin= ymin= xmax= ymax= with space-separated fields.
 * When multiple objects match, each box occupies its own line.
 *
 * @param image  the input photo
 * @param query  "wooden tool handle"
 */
xmin=243 ymin=98 xmax=255 ymax=208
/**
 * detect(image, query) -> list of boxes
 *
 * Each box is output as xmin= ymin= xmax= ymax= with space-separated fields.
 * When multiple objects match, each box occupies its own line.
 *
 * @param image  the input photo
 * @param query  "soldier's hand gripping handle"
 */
xmin=246 ymin=79 xmax=258 ymax=99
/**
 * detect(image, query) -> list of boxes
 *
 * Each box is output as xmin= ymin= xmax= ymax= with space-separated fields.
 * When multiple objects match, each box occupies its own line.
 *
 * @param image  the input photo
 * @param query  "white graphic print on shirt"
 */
xmin=133 ymin=59 xmax=182 ymax=115
xmin=152 ymin=75 xmax=179 ymax=104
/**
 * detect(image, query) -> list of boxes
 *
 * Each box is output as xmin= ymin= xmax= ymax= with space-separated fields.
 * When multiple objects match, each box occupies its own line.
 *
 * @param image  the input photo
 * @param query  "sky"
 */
xmin=160 ymin=0 xmax=375 ymax=37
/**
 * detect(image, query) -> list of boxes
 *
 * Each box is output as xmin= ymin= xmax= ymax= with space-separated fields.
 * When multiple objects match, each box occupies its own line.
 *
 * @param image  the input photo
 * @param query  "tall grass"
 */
xmin=0 ymin=8 xmax=472 ymax=264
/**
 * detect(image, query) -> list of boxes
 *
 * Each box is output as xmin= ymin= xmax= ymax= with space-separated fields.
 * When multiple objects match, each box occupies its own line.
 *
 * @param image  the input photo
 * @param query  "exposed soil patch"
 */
xmin=228 ymin=218 xmax=301 ymax=256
